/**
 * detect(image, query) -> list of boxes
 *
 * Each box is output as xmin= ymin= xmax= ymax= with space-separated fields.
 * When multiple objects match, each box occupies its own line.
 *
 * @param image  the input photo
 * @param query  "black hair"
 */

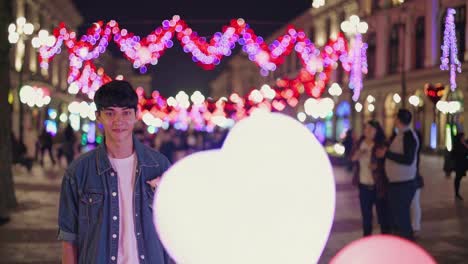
xmin=396 ymin=109 xmax=412 ymax=125
xmin=94 ymin=80 xmax=138 ymax=112
xmin=367 ymin=120 xmax=386 ymax=145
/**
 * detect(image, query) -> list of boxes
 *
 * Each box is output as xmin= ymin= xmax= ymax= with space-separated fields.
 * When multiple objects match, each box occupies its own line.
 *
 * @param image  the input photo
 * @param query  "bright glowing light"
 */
xmin=440 ymin=8 xmax=462 ymax=91
xmin=79 ymin=47 xmax=89 ymax=58
xmin=78 ymin=101 xmax=89 ymax=118
xmin=46 ymin=35 xmax=56 ymax=47
xmin=260 ymin=84 xmax=276 ymax=100
xmin=297 ymin=112 xmax=306 ymax=122
xmin=393 ymin=93 xmax=401 ymax=104
xmin=191 ymin=91 xmax=205 ymax=105
xmin=48 ymin=108 xmax=57 ymax=119
xmin=68 ymin=82 xmax=79 ymax=94
xmin=355 ymin=102 xmax=363 ymax=112
xmin=333 ymin=143 xmax=345 ymax=155
xmin=430 ymin=123 xmax=437 ymax=149
xmin=155 ymin=111 xmax=335 ymax=264
xmin=147 ymin=126 xmax=157 ymax=134
xmin=8 ymin=24 xmax=16 ymax=33
xmin=331 ymin=235 xmax=436 ymax=264
xmin=448 ymin=101 xmax=461 ymax=113
xmin=367 ymin=104 xmax=375 ymax=112
xmin=8 ymin=32 xmax=19 ymax=44
xmin=341 ymin=15 xmax=368 ymax=35
xmin=31 ymin=37 xmax=40 ymax=48
xmin=167 ymin=97 xmax=177 ymax=107
xmin=312 ymin=0 xmax=325 ymax=8
xmin=59 ymin=113 xmax=68 ymax=123
xmin=304 ymin=98 xmax=334 ymax=119
xmin=16 ymin=17 xmax=26 ymax=27
xmin=408 ymin=95 xmax=420 ymax=107
xmin=38 ymin=29 xmax=49 ymax=40
xmin=366 ymin=95 xmax=375 ymax=103
xmin=23 ymin=23 xmax=34 ymax=35
xmin=304 ymin=98 xmax=319 ymax=116
xmin=249 ymin=89 xmax=264 ymax=103
xmin=69 ymin=113 xmax=80 ymax=131
xmin=19 ymin=85 xmax=51 ymax=108
xmin=446 ymin=124 xmax=452 ymax=151
xmin=328 ymin=83 xmax=342 ymax=96
xmin=82 ymin=123 xmax=90 ymax=133
xmin=436 ymin=100 xmax=460 ymax=114
xmin=68 ymin=101 xmax=80 ymax=114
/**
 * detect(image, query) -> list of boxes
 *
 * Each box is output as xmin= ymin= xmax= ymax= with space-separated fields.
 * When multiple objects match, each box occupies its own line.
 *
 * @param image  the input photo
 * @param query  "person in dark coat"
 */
xmin=62 ymin=124 xmax=76 ymax=166
xmin=342 ymin=129 xmax=355 ymax=172
xmin=452 ymin=132 xmax=467 ymax=200
xmin=39 ymin=128 xmax=56 ymax=167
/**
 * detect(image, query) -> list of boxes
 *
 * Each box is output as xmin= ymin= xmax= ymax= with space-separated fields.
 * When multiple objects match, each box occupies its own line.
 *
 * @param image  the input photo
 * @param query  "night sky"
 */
xmin=72 ymin=0 xmax=311 ymax=97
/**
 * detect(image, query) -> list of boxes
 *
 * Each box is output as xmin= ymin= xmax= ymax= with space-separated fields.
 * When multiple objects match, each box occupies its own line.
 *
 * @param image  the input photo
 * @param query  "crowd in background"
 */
xmin=341 ymin=109 xmax=467 ymax=241
xmin=136 ymin=126 xmax=229 ymax=163
xmin=11 ymin=122 xmax=229 ymax=170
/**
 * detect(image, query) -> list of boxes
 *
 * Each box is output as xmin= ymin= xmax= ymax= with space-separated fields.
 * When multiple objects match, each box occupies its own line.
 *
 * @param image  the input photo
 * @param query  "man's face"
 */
xmin=97 ymin=107 xmax=137 ymax=143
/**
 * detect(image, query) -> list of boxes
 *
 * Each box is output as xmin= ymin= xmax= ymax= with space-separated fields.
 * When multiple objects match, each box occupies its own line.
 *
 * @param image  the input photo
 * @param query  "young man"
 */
xmin=376 ymin=109 xmax=419 ymax=241
xmin=58 ymin=80 xmax=172 ymax=263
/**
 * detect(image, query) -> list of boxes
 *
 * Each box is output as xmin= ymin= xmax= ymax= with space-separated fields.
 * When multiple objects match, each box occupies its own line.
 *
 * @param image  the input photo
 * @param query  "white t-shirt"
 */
xmin=108 ymin=153 xmax=139 ymax=264
xmin=358 ymin=142 xmax=375 ymax=185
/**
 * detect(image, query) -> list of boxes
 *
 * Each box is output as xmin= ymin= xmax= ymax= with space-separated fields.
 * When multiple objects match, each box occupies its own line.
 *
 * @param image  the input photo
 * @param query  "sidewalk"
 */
xmin=0 ymin=155 xmax=467 ymax=263
xmin=0 ymin=163 xmax=63 ymax=264
xmin=320 ymin=154 xmax=468 ymax=264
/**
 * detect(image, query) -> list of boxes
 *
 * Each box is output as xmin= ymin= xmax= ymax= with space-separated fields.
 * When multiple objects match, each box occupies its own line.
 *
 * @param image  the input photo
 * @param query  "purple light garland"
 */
xmin=349 ymin=33 xmax=368 ymax=101
xmin=440 ymin=8 xmax=462 ymax=91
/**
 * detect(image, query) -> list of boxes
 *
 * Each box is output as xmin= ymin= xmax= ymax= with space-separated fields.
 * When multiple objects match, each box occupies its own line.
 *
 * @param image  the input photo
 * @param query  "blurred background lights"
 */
xmin=355 ymin=102 xmax=363 ymax=112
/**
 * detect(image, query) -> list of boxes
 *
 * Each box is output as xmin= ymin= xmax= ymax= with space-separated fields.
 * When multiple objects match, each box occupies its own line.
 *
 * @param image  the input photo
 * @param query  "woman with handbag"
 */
xmin=351 ymin=120 xmax=392 ymax=236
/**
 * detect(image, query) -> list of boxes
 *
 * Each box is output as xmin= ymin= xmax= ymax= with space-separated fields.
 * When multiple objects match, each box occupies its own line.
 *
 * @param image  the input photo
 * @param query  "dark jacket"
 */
xmin=57 ymin=136 xmax=173 ymax=264
xmin=452 ymin=140 xmax=468 ymax=175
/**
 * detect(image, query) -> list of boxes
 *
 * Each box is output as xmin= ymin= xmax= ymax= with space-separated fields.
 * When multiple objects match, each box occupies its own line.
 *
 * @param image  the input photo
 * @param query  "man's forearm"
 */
xmin=62 ymin=241 xmax=78 ymax=264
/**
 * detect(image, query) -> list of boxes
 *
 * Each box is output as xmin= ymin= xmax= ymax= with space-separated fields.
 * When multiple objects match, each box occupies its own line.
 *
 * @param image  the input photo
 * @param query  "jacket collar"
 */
xmin=96 ymin=135 xmax=160 ymax=175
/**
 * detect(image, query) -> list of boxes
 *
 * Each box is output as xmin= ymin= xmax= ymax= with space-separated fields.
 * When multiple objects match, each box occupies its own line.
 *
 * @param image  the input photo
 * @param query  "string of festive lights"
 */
xmin=38 ymin=16 xmax=355 ymax=98
xmin=135 ymin=69 xmax=342 ymax=132
xmin=347 ymin=33 xmax=368 ymax=101
xmin=440 ymin=8 xmax=462 ymax=91
xmin=38 ymin=16 xmax=368 ymax=130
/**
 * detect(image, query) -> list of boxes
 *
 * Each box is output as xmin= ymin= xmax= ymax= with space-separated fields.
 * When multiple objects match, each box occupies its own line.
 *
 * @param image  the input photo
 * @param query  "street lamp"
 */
xmin=8 ymin=17 xmax=35 ymax=144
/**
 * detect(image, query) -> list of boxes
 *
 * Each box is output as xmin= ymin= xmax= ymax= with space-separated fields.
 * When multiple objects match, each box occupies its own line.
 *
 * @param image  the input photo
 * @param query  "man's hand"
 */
xmin=62 ymin=241 xmax=77 ymax=264
xmin=146 ymin=177 xmax=162 ymax=191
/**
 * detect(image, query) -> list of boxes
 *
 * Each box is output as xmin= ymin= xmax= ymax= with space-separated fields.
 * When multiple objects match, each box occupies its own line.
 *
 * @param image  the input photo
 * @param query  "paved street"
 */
xmin=0 ymin=154 xmax=467 ymax=264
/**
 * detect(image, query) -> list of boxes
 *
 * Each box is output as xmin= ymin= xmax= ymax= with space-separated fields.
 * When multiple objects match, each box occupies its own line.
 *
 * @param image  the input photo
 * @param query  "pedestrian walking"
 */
xmin=39 ymin=127 xmax=56 ymax=167
xmin=452 ymin=132 xmax=467 ymax=200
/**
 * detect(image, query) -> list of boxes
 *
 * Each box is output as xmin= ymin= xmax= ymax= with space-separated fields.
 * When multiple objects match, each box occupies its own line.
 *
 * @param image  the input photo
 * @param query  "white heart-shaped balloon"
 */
xmin=154 ymin=111 xmax=336 ymax=264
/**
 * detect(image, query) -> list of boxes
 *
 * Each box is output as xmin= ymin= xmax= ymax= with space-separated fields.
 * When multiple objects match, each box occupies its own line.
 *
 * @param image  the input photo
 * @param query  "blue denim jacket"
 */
xmin=58 ymin=137 xmax=172 ymax=263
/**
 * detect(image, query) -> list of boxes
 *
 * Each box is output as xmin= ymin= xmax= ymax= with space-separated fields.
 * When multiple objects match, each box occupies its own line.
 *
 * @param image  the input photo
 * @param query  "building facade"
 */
xmin=210 ymin=0 xmax=468 ymax=150
xmin=10 ymin=0 xmax=83 ymax=150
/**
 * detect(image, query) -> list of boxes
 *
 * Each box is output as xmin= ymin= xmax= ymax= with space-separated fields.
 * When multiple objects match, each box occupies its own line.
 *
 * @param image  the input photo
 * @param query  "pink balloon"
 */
xmin=331 ymin=235 xmax=436 ymax=264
